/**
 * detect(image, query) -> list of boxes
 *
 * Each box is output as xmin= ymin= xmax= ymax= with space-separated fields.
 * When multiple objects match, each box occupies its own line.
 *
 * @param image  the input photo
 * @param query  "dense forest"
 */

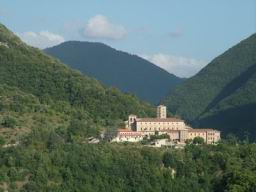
xmin=164 ymin=33 xmax=256 ymax=139
xmin=0 ymin=25 xmax=154 ymax=140
xmin=45 ymin=41 xmax=184 ymax=104
xmin=1 ymin=127 xmax=256 ymax=192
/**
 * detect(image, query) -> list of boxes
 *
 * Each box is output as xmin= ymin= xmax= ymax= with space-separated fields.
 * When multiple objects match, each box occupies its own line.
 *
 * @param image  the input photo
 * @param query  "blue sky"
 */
xmin=0 ymin=0 xmax=255 ymax=77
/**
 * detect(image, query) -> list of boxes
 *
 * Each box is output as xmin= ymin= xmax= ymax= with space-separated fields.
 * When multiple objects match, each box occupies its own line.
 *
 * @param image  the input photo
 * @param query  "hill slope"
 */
xmin=45 ymin=41 xmax=184 ymax=104
xmin=0 ymin=23 xmax=155 ymax=142
xmin=164 ymin=33 xmax=256 ymax=138
xmin=0 ymin=84 xmax=73 ymax=143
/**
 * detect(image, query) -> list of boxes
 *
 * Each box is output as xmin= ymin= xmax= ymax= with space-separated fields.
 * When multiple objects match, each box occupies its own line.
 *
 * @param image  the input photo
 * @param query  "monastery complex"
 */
xmin=112 ymin=105 xmax=220 ymax=145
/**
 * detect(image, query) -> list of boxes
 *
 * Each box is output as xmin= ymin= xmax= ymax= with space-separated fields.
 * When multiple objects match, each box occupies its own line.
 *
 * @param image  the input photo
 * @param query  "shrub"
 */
xmin=0 ymin=136 xmax=5 ymax=146
xmin=193 ymin=137 xmax=204 ymax=144
xmin=2 ymin=115 xmax=17 ymax=128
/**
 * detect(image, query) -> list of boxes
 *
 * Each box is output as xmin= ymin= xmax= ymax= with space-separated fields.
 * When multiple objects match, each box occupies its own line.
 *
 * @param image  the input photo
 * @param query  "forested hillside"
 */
xmin=1 ymin=128 xmax=256 ymax=192
xmin=45 ymin=41 xmax=184 ymax=104
xmin=0 ymin=23 xmax=155 ymax=142
xmin=164 ymin=34 xmax=256 ymax=138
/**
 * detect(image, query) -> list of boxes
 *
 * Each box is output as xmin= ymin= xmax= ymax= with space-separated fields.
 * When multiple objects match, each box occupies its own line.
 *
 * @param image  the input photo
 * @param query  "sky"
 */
xmin=0 ymin=0 xmax=255 ymax=77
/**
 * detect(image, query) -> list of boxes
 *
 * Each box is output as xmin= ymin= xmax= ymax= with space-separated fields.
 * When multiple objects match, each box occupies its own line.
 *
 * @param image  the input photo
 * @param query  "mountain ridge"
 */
xmin=163 ymin=33 xmax=256 ymax=138
xmin=45 ymin=41 xmax=184 ymax=104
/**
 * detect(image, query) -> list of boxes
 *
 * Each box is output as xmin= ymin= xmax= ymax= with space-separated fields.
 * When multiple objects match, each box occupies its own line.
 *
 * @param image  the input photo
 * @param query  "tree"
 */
xmin=150 ymin=133 xmax=170 ymax=141
xmin=0 ymin=136 xmax=5 ymax=146
xmin=162 ymin=152 xmax=175 ymax=168
xmin=193 ymin=137 xmax=204 ymax=144
xmin=2 ymin=115 xmax=17 ymax=128
xmin=225 ymin=134 xmax=239 ymax=145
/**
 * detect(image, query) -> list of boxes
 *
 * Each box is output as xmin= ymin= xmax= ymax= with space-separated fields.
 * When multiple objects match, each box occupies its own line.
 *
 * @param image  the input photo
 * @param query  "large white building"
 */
xmin=127 ymin=105 xmax=187 ymax=132
xmin=113 ymin=105 xmax=220 ymax=144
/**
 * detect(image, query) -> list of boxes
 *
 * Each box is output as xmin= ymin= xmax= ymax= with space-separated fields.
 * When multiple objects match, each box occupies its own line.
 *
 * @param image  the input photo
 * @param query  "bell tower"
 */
xmin=128 ymin=114 xmax=137 ymax=130
xmin=157 ymin=105 xmax=167 ymax=119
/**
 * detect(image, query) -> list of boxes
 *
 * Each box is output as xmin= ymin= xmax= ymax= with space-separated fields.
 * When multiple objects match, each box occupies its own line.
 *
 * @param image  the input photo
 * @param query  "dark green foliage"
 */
xmin=0 ymin=136 xmax=5 ymax=146
xmin=66 ymin=118 xmax=98 ymax=142
xmin=45 ymin=41 xmax=184 ymax=104
xmin=2 ymin=116 xmax=17 ymax=128
xmin=150 ymin=133 xmax=170 ymax=141
xmin=0 ymin=84 xmax=41 ymax=113
xmin=224 ymin=134 xmax=240 ymax=145
xmin=0 ymin=23 xmax=155 ymax=134
xmin=164 ymin=33 xmax=256 ymax=139
xmin=217 ymin=170 xmax=256 ymax=192
xmin=193 ymin=137 xmax=205 ymax=144
xmin=162 ymin=152 xmax=176 ymax=168
xmin=1 ymin=127 xmax=256 ymax=191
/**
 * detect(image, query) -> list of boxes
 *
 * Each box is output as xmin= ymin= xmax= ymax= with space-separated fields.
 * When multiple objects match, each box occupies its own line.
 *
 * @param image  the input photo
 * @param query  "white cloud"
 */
xmin=84 ymin=15 xmax=127 ymax=40
xmin=17 ymin=31 xmax=65 ymax=49
xmin=140 ymin=53 xmax=207 ymax=78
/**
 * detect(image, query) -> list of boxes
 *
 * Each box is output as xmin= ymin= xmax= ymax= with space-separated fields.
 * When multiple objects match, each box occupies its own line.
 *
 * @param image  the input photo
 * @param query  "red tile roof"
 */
xmin=118 ymin=128 xmax=133 ymax=132
xmin=188 ymin=128 xmax=218 ymax=132
xmin=136 ymin=118 xmax=184 ymax=122
xmin=117 ymin=129 xmax=144 ymax=136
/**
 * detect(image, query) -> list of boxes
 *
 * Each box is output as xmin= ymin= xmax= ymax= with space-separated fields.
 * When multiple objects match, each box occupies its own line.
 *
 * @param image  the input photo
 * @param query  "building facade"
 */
xmin=112 ymin=128 xmax=145 ymax=142
xmin=188 ymin=129 xmax=221 ymax=144
xmin=113 ymin=105 xmax=220 ymax=144
xmin=157 ymin=105 xmax=167 ymax=119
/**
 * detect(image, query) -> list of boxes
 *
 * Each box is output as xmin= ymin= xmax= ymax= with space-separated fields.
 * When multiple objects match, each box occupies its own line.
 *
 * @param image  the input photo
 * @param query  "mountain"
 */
xmin=0 ymin=23 xmax=155 ymax=142
xmin=45 ymin=41 xmax=184 ymax=104
xmin=164 ymin=33 xmax=256 ymax=138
